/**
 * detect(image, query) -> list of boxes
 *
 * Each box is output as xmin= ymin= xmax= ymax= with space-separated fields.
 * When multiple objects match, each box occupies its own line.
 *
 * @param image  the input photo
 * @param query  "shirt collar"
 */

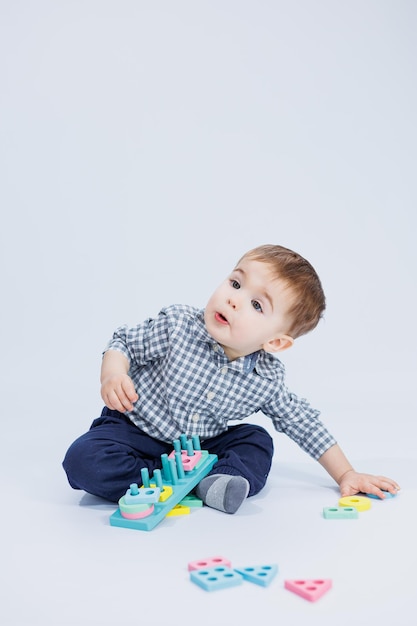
xmin=193 ymin=309 xmax=214 ymax=343
xmin=253 ymin=350 xmax=283 ymax=380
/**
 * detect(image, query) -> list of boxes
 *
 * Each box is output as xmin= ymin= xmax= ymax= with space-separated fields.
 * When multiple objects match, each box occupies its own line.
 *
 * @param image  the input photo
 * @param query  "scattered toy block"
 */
xmin=366 ymin=491 xmax=396 ymax=500
xmin=284 ymin=579 xmax=332 ymax=602
xmin=110 ymin=434 xmax=217 ymax=531
xmin=190 ymin=566 xmax=243 ymax=591
xmin=166 ymin=504 xmax=190 ymax=517
xmin=323 ymin=506 xmax=358 ymax=519
xmin=234 ymin=564 xmax=278 ymax=587
xmin=188 ymin=556 xmax=232 ymax=571
xmin=339 ymin=496 xmax=371 ymax=511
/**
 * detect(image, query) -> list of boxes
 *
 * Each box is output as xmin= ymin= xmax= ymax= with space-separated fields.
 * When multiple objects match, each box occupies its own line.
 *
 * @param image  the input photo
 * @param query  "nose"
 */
xmin=227 ymin=296 xmax=237 ymax=309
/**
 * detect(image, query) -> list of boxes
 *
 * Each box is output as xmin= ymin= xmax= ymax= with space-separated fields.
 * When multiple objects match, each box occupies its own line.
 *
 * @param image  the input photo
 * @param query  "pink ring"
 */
xmin=120 ymin=505 xmax=154 ymax=520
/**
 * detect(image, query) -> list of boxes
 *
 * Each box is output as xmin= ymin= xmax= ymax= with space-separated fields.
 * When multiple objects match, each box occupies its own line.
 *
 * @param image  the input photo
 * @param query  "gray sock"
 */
xmin=196 ymin=474 xmax=250 ymax=514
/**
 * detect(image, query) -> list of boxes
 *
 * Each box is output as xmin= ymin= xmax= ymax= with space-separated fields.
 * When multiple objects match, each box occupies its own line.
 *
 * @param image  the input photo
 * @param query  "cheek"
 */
xmin=208 ymin=285 xmax=223 ymax=302
xmin=237 ymin=319 xmax=257 ymax=337
xmin=206 ymin=292 xmax=218 ymax=309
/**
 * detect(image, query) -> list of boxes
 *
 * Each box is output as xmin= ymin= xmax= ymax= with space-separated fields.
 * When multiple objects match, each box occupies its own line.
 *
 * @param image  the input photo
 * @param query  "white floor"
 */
xmin=1 ymin=406 xmax=416 ymax=626
xmin=2 ymin=3 xmax=416 ymax=625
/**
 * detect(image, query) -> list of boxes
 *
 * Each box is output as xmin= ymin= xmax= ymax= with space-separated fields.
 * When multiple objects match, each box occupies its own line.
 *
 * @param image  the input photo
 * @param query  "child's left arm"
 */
xmin=318 ymin=444 xmax=400 ymax=499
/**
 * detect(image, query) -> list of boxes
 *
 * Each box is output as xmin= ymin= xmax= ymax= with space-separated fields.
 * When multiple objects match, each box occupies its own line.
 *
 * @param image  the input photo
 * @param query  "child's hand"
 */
xmin=101 ymin=374 xmax=139 ymax=413
xmin=338 ymin=470 xmax=400 ymax=499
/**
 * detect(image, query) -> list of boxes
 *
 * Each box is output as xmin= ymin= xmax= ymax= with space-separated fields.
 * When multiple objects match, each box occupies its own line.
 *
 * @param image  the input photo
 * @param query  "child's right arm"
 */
xmin=100 ymin=350 xmax=139 ymax=413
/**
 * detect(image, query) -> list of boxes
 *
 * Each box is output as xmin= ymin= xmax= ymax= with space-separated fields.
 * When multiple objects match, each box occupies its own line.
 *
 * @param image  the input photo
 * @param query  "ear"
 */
xmin=263 ymin=334 xmax=294 ymax=354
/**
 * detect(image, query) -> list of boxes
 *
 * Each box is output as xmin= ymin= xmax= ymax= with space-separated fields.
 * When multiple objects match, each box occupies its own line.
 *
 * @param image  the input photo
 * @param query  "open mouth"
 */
xmin=215 ymin=312 xmax=229 ymax=325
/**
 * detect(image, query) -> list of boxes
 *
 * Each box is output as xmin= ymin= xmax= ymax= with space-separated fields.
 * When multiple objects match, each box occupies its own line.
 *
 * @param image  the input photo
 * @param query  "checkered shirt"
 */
xmin=105 ymin=304 xmax=336 ymax=459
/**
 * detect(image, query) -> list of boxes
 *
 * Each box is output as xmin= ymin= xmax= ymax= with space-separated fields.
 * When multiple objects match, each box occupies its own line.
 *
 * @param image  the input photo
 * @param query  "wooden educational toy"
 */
xmin=109 ymin=434 xmax=217 ymax=531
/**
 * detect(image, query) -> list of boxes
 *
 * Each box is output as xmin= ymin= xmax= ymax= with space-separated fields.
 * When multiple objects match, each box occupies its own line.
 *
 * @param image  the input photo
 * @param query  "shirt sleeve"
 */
xmin=104 ymin=307 xmax=173 ymax=366
xmin=261 ymin=383 xmax=336 ymax=460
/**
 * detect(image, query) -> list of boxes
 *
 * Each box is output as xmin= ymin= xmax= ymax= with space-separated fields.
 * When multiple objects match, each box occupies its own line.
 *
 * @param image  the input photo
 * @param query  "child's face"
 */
xmin=204 ymin=258 xmax=294 ymax=360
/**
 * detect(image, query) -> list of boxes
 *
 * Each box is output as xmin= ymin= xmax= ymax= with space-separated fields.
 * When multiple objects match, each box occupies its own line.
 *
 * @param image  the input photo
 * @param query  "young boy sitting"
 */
xmin=63 ymin=244 xmax=399 ymax=513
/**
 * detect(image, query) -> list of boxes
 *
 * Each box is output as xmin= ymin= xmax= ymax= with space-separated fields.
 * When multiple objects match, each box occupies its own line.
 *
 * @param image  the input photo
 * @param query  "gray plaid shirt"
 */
xmin=105 ymin=304 xmax=336 ymax=459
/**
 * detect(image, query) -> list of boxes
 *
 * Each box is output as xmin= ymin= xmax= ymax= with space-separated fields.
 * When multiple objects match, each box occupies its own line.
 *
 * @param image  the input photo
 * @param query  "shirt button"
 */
xmin=212 ymin=344 xmax=219 ymax=352
xmin=220 ymin=366 xmax=228 ymax=375
xmin=191 ymin=413 xmax=200 ymax=423
xmin=207 ymin=391 xmax=215 ymax=401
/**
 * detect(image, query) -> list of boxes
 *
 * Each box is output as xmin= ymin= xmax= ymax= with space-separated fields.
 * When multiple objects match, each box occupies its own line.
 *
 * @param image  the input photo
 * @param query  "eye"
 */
xmin=231 ymin=279 xmax=240 ymax=289
xmin=251 ymin=300 xmax=263 ymax=312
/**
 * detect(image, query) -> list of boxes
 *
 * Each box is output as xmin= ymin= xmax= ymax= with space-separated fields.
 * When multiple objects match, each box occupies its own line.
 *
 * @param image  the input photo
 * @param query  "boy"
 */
xmin=63 ymin=244 xmax=399 ymax=513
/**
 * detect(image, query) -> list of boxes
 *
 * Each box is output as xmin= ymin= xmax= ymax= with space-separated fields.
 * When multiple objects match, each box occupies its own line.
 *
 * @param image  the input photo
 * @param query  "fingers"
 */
xmin=368 ymin=476 xmax=401 ymax=499
xmin=105 ymin=389 xmax=132 ymax=412
xmin=339 ymin=472 xmax=401 ymax=500
xmin=101 ymin=376 xmax=139 ymax=412
xmin=364 ymin=484 xmax=387 ymax=499
xmin=340 ymin=487 xmax=355 ymax=498
xmin=121 ymin=377 xmax=139 ymax=404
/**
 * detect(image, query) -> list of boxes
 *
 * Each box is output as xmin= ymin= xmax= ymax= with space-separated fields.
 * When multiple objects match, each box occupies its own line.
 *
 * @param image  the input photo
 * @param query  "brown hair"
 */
xmin=239 ymin=244 xmax=326 ymax=339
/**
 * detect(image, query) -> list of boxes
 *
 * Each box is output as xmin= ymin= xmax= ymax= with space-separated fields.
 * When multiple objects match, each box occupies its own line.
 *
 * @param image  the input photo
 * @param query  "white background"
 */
xmin=1 ymin=2 xmax=416 ymax=625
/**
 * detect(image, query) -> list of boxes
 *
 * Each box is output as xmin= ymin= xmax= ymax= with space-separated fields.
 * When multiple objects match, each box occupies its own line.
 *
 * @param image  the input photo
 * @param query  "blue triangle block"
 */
xmin=234 ymin=564 xmax=278 ymax=587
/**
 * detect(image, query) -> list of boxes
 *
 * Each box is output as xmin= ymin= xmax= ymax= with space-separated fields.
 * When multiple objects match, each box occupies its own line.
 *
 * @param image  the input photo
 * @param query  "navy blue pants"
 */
xmin=62 ymin=408 xmax=274 ymax=503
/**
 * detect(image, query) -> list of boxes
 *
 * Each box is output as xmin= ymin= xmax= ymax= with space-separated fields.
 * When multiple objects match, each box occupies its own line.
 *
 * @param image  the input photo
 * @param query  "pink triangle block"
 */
xmin=188 ymin=556 xmax=232 ymax=571
xmin=284 ymin=579 xmax=332 ymax=602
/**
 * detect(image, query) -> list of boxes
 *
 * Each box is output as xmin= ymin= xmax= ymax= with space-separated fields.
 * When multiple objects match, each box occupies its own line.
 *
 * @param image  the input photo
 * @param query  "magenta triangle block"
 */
xmin=284 ymin=578 xmax=332 ymax=602
xmin=234 ymin=564 xmax=278 ymax=587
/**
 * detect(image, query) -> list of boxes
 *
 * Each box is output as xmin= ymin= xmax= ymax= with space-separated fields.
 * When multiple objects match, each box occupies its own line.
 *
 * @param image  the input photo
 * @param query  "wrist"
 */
xmin=336 ymin=468 xmax=355 ymax=484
